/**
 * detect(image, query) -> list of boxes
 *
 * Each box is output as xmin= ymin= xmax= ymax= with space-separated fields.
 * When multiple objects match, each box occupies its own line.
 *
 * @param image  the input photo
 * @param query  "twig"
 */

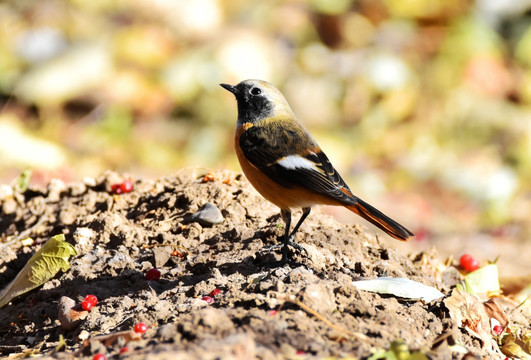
xmin=142 ymin=243 xmax=188 ymax=254
xmin=0 ymin=216 xmax=48 ymax=250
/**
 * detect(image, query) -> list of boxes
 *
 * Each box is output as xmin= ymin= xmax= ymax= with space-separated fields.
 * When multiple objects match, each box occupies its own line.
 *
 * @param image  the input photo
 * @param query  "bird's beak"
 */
xmin=220 ymin=83 xmax=238 ymax=94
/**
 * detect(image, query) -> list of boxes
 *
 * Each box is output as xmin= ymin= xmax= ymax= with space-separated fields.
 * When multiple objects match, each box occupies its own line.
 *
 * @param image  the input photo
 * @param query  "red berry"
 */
xmin=134 ymin=322 xmax=148 ymax=334
xmin=209 ymin=288 xmax=221 ymax=297
xmin=145 ymin=268 xmax=161 ymax=281
xmin=296 ymin=350 xmax=305 ymax=355
xmin=81 ymin=300 xmax=93 ymax=311
xmin=459 ymin=254 xmax=480 ymax=272
xmin=93 ymin=354 xmax=106 ymax=360
xmin=111 ymin=184 xmax=122 ymax=194
xmin=201 ymin=296 xmax=214 ymax=304
xmin=493 ymin=325 xmax=503 ymax=335
xmin=119 ymin=347 xmax=129 ymax=354
xmin=84 ymin=294 xmax=98 ymax=306
xmin=269 ymin=309 xmax=278 ymax=316
xmin=120 ymin=179 xmax=134 ymax=193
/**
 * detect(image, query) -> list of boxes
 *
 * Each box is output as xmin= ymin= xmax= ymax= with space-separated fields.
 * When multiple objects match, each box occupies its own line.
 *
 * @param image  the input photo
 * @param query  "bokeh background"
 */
xmin=1 ymin=0 xmax=531 ymax=271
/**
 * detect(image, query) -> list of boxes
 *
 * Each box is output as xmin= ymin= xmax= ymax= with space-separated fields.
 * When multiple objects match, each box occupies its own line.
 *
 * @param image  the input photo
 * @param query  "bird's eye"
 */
xmin=250 ymin=87 xmax=262 ymax=96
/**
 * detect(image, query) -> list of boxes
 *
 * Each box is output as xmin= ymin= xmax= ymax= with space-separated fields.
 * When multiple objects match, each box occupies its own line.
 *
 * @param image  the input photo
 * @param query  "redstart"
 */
xmin=221 ymin=79 xmax=414 ymax=264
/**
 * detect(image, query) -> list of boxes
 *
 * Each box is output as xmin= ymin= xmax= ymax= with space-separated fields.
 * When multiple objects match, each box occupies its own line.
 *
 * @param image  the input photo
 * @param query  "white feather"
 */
xmin=277 ymin=155 xmax=315 ymax=170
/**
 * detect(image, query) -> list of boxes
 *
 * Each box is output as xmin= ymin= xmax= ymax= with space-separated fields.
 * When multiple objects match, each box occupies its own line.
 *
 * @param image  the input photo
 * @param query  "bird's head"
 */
xmin=220 ymin=79 xmax=294 ymax=125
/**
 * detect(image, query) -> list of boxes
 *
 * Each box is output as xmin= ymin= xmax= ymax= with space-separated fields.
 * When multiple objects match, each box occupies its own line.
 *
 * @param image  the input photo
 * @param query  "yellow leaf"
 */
xmin=0 ymin=234 xmax=77 ymax=308
xmin=502 ymin=333 xmax=531 ymax=359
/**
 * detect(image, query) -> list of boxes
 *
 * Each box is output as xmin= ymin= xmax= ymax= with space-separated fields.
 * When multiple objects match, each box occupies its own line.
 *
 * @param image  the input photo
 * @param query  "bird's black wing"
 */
xmin=239 ymin=120 xmax=357 ymax=205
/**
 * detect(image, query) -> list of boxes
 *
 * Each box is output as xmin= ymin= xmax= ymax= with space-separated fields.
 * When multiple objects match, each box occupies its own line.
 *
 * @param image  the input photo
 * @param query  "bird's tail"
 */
xmin=345 ymin=199 xmax=414 ymax=241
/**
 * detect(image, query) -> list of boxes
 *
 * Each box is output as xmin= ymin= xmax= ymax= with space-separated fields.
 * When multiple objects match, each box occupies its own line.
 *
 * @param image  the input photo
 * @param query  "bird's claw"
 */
xmin=259 ymin=237 xmax=309 ymax=259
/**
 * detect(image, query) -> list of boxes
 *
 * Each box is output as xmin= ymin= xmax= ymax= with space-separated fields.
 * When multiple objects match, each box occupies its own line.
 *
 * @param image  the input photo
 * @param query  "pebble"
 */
xmin=301 ymin=282 xmax=337 ymax=314
xmin=2 ymin=198 xmax=17 ymax=215
xmin=47 ymin=179 xmax=66 ymax=202
xmin=153 ymin=246 xmax=173 ymax=268
xmin=189 ymin=203 xmax=224 ymax=226
xmin=57 ymin=296 xmax=88 ymax=331
xmin=0 ymin=184 xmax=13 ymax=200
xmin=73 ymin=227 xmax=96 ymax=254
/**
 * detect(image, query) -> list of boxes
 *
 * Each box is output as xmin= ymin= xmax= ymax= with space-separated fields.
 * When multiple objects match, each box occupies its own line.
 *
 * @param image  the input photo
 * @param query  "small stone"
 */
xmin=442 ymin=266 xmax=462 ymax=288
xmin=301 ymin=282 xmax=336 ymax=314
xmin=189 ymin=203 xmax=224 ymax=226
xmin=83 ymin=177 xmax=96 ymax=187
xmin=78 ymin=330 xmax=90 ymax=341
xmin=58 ymin=296 xmax=88 ymax=331
xmin=73 ymin=227 xmax=96 ymax=254
xmin=2 ymin=198 xmax=17 ymax=215
xmin=0 ymin=184 xmax=13 ymax=200
xmin=47 ymin=179 xmax=67 ymax=202
xmin=70 ymin=182 xmax=86 ymax=196
xmin=153 ymin=246 xmax=173 ymax=268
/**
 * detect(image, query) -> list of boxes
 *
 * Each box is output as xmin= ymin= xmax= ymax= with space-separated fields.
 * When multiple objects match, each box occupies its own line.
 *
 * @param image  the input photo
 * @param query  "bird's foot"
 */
xmin=259 ymin=236 xmax=309 ymax=264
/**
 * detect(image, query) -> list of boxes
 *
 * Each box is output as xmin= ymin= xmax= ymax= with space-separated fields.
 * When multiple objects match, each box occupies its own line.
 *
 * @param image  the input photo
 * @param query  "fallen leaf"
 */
xmin=0 ymin=234 xmax=77 ymax=308
xmin=16 ymin=168 xmax=32 ymax=192
xmin=352 ymin=277 xmax=444 ymax=302
xmin=483 ymin=298 xmax=508 ymax=328
xmin=444 ymin=289 xmax=503 ymax=354
xmin=368 ymin=340 xmax=429 ymax=360
xmin=456 ymin=264 xmax=500 ymax=297
xmin=502 ymin=331 xmax=531 ymax=359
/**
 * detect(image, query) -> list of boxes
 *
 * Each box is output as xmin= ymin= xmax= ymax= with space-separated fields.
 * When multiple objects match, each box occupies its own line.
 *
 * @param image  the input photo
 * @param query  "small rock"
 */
xmin=0 ymin=184 xmax=13 ymax=200
xmin=287 ymin=266 xmax=318 ymax=284
xmin=82 ymin=176 xmax=96 ymax=187
xmin=58 ymin=296 xmax=88 ymax=331
xmin=47 ymin=179 xmax=66 ymax=202
xmin=73 ymin=227 xmax=96 ymax=254
xmin=153 ymin=246 xmax=173 ymax=268
xmin=70 ymin=182 xmax=86 ymax=196
xmin=304 ymin=243 xmax=336 ymax=271
xmin=442 ymin=266 xmax=462 ymax=288
xmin=301 ymin=282 xmax=337 ymax=314
xmin=189 ymin=203 xmax=224 ymax=226
xmin=78 ymin=330 xmax=90 ymax=341
xmin=2 ymin=198 xmax=17 ymax=215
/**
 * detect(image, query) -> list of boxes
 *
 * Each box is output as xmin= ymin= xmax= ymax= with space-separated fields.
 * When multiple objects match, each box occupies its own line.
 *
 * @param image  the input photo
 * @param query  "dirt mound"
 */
xmin=0 ymin=169 xmax=528 ymax=359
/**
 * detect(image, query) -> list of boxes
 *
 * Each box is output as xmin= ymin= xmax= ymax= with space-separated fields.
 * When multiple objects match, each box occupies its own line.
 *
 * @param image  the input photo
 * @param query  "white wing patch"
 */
xmin=277 ymin=155 xmax=316 ymax=170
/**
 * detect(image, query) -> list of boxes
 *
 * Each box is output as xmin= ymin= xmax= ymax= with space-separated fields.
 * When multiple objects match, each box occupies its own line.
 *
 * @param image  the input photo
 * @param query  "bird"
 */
xmin=220 ymin=79 xmax=414 ymax=264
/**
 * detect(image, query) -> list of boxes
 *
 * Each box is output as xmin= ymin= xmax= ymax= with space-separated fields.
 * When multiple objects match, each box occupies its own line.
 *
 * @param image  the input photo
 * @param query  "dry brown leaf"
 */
xmin=444 ymin=289 xmax=503 ymax=355
xmin=483 ymin=298 xmax=508 ymax=329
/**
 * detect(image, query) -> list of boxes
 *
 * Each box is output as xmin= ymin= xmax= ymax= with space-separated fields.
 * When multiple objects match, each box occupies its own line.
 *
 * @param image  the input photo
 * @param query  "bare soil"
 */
xmin=0 ymin=169 xmax=528 ymax=359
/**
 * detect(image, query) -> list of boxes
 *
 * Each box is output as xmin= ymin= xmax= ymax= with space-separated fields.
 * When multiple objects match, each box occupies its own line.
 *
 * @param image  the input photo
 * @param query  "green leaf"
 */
xmin=0 ymin=234 xmax=77 ymax=308
xmin=368 ymin=341 xmax=428 ymax=360
xmin=456 ymin=264 xmax=500 ymax=296
xmin=16 ymin=168 xmax=32 ymax=192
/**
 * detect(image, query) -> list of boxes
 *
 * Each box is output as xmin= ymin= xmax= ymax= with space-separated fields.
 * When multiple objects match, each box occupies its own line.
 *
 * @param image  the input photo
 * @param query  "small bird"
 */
xmin=221 ymin=79 xmax=414 ymax=264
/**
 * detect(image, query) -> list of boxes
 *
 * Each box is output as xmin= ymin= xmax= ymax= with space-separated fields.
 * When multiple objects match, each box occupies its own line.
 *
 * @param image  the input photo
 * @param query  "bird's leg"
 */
xmin=280 ymin=208 xmax=311 ymax=263
xmin=288 ymin=207 xmax=311 ymax=242
xmin=260 ymin=208 xmax=311 ymax=264
xmin=280 ymin=209 xmax=292 ymax=264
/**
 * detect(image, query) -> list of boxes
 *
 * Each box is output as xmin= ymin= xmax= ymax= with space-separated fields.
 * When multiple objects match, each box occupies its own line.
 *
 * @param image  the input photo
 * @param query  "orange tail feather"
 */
xmin=345 ymin=199 xmax=414 ymax=241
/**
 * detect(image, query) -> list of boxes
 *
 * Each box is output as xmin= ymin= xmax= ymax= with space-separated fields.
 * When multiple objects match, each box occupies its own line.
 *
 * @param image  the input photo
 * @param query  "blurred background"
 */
xmin=1 ymin=0 xmax=531 ymax=271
